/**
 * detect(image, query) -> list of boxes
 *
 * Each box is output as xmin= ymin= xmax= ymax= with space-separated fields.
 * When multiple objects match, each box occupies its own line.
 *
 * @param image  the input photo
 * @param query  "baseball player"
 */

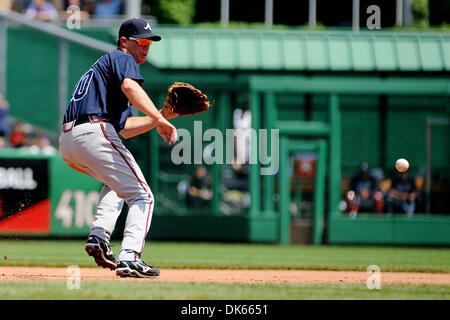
xmin=59 ymin=18 xmax=179 ymax=278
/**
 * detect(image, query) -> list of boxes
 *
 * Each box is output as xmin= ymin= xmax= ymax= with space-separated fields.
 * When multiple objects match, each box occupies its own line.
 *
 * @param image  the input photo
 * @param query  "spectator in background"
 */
xmin=93 ymin=0 xmax=121 ymax=18
xmin=386 ymin=171 xmax=418 ymax=215
xmin=29 ymin=136 xmax=57 ymax=155
xmin=187 ymin=165 xmax=212 ymax=210
xmin=29 ymin=130 xmax=57 ymax=154
xmin=82 ymin=0 xmax=95 ymax=15
xmin=39 ymin=137 xmax=56 ymax=155
xmin=0 ymin=93 xmax=10 ymax=138
xmin=220 ymin=158 xmax=250 ymax=215
xmin=25 ymin=0 xmax=58 ymax=21
xmin=11 ymin=0 xmax=31 ymax=12
xmin=345 ymin=162 xmax=384 ymax=215
xmin=64 ymin=0 xmax=81 ymax=8
xmin=413 ymin=172 xmax=426 ymax=213
xmin=223 ymin=160 xmax=249 ymax=192
xmin=61 ymin=0 xmax=90 ymax=21
xmin=9 ymin=121 xmax=28 ymax=148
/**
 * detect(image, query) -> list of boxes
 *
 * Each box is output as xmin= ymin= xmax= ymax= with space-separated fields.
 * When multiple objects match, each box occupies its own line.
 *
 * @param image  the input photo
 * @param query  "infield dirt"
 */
xmin=0 ymin=267 xmax=449 ymax=285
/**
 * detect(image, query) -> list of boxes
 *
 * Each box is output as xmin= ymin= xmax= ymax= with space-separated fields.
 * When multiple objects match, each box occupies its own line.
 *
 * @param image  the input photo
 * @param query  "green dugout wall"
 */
xmin=1 ymin=20 xmax=449 ymax=244
xmin=249 ymin=75 xmax=450 ymax=245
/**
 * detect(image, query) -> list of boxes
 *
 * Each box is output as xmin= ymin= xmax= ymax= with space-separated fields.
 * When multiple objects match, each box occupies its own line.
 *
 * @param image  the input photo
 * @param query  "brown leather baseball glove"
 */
xmin=163 ymin=82 xmax=212 ymax=116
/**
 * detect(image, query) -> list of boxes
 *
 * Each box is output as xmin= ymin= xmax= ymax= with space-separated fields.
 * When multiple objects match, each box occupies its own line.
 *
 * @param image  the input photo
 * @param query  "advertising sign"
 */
xmin=0 ymin=158 xmax=50 ymax=234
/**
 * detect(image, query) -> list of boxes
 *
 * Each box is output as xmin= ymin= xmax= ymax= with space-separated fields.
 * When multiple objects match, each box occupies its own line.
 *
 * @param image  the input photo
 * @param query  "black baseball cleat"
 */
xmin=85 ymin=235 xmax=117 ymax=270
xmin=116 ymin=260 xmax=160 ymax=278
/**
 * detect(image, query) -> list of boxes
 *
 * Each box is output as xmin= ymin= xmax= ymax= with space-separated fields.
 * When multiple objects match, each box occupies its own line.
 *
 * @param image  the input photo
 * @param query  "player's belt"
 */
xmin=73 ymin=116 xmax=91 ymax=127
xmin=63 ymin=115 xmax=109 ymax=132
xmin=74 ymin=115 xmax=109 ymax=127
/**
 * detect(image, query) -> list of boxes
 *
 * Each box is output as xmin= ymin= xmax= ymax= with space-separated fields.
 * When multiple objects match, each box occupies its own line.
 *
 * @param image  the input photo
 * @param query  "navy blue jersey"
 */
xmin=63 ymin=49 xmax=144 ymax=132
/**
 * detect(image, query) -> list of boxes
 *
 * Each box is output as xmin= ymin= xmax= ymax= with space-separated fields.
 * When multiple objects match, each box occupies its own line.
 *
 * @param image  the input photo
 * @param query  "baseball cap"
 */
xmin=119 ymin=18 xmax=161 ymax=41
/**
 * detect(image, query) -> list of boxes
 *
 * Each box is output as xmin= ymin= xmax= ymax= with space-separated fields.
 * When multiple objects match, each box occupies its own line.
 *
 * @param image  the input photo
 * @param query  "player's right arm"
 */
xmin=120 ymin=78 xmax=177 ymax=144
xmin=121 ymin=78 xmax=161 ymax=120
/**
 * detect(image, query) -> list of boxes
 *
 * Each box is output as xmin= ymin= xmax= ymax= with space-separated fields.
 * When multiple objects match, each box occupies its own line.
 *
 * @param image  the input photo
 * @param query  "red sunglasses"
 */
xmin=128 ymin=37 xmax=153 ymax=48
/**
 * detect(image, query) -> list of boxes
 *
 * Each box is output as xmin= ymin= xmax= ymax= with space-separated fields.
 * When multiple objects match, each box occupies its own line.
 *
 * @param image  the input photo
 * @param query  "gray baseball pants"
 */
xmin=59 ymin=116 xmax=154 ymax=262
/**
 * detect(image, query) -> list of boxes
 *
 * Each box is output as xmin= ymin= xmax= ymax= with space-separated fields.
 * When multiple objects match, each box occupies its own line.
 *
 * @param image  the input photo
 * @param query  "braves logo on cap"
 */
xmin=144 ymin=23 xmax=151 ymax=30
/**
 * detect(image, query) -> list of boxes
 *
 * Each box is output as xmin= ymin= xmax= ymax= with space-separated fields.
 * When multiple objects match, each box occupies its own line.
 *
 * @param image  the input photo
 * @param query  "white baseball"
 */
xmin=395 ymin=158 xmax=409 ymax=172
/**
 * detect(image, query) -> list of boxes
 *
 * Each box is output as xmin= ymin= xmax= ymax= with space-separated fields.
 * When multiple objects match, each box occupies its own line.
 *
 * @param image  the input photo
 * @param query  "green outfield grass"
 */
xmin=0 ymin=281 xmax=449 ymax=300
xmin=1 ymin=240 xmax=449 ymax=300
xmin=0 ymin=240 xmax=449 ymax=272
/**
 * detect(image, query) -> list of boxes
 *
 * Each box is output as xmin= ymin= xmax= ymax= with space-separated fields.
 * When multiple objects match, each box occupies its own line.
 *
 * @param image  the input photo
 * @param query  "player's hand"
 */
xmin=160 ymin=105 xmax=180 ymax=120
xmin=156 ymin=117 xmax=177 ymax=145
